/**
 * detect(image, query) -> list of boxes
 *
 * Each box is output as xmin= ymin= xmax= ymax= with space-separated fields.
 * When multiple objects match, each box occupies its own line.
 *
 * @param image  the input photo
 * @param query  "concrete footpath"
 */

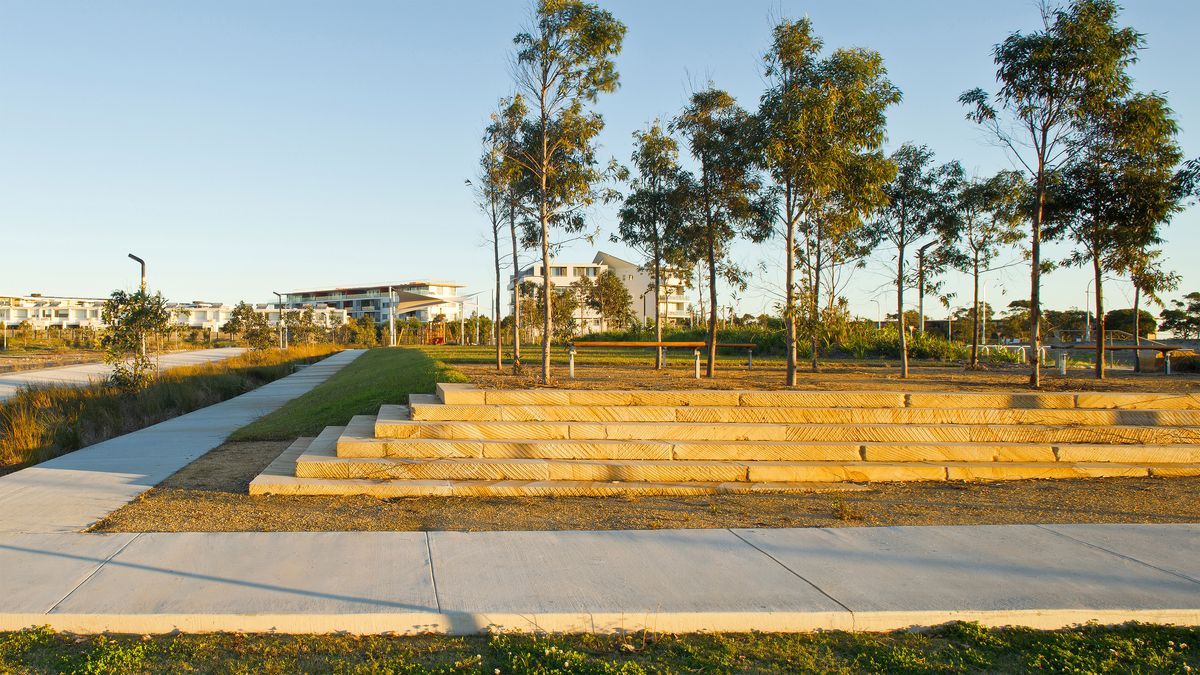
xmin=0 ymin=348 xmax=247 ymax=402
xmin=0 ymin=524 xmax=1196 ymax=634
xmin=0 ymin=349 xmax=365 ymax=534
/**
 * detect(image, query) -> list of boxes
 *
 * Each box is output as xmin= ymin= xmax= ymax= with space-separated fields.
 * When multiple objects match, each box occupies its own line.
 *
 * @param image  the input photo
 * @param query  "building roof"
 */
xmin=285 ymin=281 xmax=465 ymax=295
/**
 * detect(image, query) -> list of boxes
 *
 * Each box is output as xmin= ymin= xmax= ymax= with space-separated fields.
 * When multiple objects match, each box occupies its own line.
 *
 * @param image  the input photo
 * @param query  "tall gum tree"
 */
xmin=867 ymin=144 xmax=960 ymax=378
xmin=487 ymin=96 xmax=528 ymax=372
xmin=960 ymin=0 xmax=1141 ymax=387
xmin=672 ymin=87 xmax=772 ymax=378
xmin=947 ymin=170 xmax=1026 ymax=368
xmin=615 ymin=121 xmax=692 ymax=368
xmin=509 ymin=0 xmax=625 ymax=384
xmin=758 ymin=17 xmax=900 ymax=383
xmin=1052 ymin=92 xmax=1183 ymax=378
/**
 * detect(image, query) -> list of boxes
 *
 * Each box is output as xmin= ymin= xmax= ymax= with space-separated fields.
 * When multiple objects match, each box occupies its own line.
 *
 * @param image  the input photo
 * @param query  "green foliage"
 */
xmin=1104 ymin=308 xmax=1157 ymax=337
xmin=1160 ymin=291 xmax=1200 ymax=339
xmin=961 ymin=0 xmax=1144 ymax=385
xmin=758 ymin=17 xmax=900 ymax=377
xmin=222 ymin=301 xmax=276 ymax=350
xmin=866 ymin=144 xmax=962 ymax=376
xmin=510 ymin=0 xmax=626 ymax=381
xmin=673 ymin=86 xmax=773 ymax=375
xmin=100 ymin=288 xmax=171 ymax=390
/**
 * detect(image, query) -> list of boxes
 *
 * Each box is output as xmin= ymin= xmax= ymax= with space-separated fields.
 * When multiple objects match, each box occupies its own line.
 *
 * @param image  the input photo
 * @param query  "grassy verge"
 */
xmin=0 ymin=345 xmax=338 ymax=470
xmin=1 ymin=622 xmax=1196 ymax=673
xmin=230 ymin=347 xmax=467 ymax=441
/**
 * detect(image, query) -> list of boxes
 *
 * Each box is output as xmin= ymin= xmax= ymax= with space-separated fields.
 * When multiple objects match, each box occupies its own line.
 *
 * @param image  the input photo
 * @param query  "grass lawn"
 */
xmin=423 ymin=344 xmax=1200 ymax=393
xmin=1 ymin=622 xmax=1197 ymax=673
xmin=230 ymin=348 xmax=467 ymax=441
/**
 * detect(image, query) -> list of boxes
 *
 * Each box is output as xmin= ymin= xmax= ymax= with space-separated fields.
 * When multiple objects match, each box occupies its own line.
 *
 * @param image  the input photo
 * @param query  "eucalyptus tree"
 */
xmin=960 ymin=0 xmax=1142 ymax=387
xmin=509 ymin=0 xmax=625 ymax=384
xmin=758 ymin=17 xmax=900 ymax=383
xmin=474 ymin=99 xmax=519 ymax=370
xmin=1123 ymin=249 xmax=1178 ymax=371
xmin=867 ymin=144 xmax=961 ymax=378
xmin=615 ymin=121 xmax=692 ymax=368
xmin=949 ymin=171 xmax=1026 ymax=367
xmin=1053 ymin=92 xmax=1183 ymax=378
xmin=672 ymin=87 xmax=773 ymax=377
xmin=478 ymin=96 xmax=529 ymax=371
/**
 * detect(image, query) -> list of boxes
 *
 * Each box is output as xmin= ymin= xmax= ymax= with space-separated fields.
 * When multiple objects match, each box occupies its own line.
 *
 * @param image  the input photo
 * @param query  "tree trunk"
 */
xmin=1133 ymin=285 xmax=1142 ymax=373
xmin=897 ymin=243 xmax=908 ymax=378
xmin=810 ymin=224 xmax=821 ymax=373
xmin=785 ymin=208 xmax=797 ymax=386
xmin=509 ymin=200 xmax=521 ymax=373
xmin=1029 ymin=158 xmax=1046 ymax=388
xmin=706 ymin=235 xmax=718 ymax=378
xmin=653 ymin=255 xmax=663 ymax=369
xmin=493 ymin=224 xmax=502 ymax=371
xmin=1093 ymin=255 xmax=1105 ymax=379
xmin=540 ymin=215 xmax=552 ymax=385
xmin=971 ymin=255 xmax=980 ymax=368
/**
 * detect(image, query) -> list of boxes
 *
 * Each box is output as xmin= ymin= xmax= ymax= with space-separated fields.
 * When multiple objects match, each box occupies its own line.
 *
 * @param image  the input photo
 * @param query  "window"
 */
xmin=582 ymin=267 xmax=598 ymax=277
xmin=551 ymin=267 xmax=567 ymax=277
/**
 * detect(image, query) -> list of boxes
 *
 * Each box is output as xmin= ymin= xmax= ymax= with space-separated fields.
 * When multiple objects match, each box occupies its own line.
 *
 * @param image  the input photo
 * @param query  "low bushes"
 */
xmin=577 ymin=324 xmax=1007 ymax=363
xmin=0 ymin=345 xmax=338 ymax=470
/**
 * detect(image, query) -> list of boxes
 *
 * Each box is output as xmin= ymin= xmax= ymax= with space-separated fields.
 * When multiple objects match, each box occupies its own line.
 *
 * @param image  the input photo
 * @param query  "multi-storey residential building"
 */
xmin=511 ymin=252 xmax=690 ymax=333
xmin=1 ymin=295 xmax=347 ymax=332
xmin=283 ymin=281 xmax=466 ymax=323
xmin=0 ymin=295 xmax=107 ymax=330
xmin=170 ymin=301 xmax=347 ymax=332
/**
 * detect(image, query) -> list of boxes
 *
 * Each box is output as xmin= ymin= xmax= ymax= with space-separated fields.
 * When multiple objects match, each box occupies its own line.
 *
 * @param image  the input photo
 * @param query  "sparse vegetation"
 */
xmin=0 ymin=345 xmax=338 ymax=471
xmin=0 ymin=622 xmax=1196 ymax=673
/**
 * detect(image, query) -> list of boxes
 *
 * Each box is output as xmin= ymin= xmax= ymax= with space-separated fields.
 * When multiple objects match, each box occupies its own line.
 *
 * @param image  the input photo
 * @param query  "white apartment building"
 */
xmin=0 ymin=295 xmax=107 ymax=329
xmin=284 ymin=281 xmax=466 ymax=324
xmin=1 ymin=295 xmax=347 ymax=332
xmin=512 ymin=252 xmax=690 ymax=333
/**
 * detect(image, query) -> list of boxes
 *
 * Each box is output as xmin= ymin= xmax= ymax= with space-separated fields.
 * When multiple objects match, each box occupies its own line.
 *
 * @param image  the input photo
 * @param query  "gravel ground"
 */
xmin=91 ymin=440 xmax=1200 ymax=533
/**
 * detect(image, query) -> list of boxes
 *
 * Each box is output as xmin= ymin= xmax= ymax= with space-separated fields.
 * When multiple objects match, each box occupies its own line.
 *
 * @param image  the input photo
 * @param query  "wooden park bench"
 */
xmin=1048 ymin=343 xmax=1194 ymax=375
xmin=568 ymin=340 xmax=757 ymax=379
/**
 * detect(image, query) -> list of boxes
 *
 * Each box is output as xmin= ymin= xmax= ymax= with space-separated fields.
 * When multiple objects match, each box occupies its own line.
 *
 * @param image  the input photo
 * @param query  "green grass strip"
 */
xmin=1 ymin=622 xmax=1197 ymax=673
xmin=230 ymin=347 xmax=467 ymax=441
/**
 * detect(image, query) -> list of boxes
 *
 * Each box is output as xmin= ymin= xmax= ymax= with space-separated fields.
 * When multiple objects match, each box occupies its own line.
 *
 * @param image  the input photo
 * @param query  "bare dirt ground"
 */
xmin=92 ymin=439 xmax=1200 ymax=533
xmin=461 ymin=361 xmax=1200 ymax=393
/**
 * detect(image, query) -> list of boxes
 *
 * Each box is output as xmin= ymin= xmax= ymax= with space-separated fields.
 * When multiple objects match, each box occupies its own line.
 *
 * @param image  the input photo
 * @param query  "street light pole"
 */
xmin=1084 ymin=277 xmax=1094 ymax=342
xmin=388 ymin=286 xmax=395 ymax=347
xmin=273 ymin=292 xmax=286 ymax=350
xmin=127 ymin=254 xmax=146 ymax=293
xmin=128 ymin=253 xmax=147 ymax=357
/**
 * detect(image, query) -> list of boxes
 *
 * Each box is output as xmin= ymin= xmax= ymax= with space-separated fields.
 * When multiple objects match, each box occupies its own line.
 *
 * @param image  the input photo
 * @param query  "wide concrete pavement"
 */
xmin=0 ymin=524 xmax=1196 ymax=634
xmin=0 ymin=349 xmax=365 ymax=534
xmin=0 ymin=347 xmax=247 ymax=402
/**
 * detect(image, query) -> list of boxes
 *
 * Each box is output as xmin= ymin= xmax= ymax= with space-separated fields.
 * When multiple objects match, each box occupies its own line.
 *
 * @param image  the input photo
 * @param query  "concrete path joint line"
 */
xmin=1034 ymin=524 xmax=1200 ymax=586
xmin=47 ymin=533 xmax=142 ymax=613
xmin=425 ymin=532 xmax=442 ymax=613
xmin=726 ymin=528 xmax=854 ymax=615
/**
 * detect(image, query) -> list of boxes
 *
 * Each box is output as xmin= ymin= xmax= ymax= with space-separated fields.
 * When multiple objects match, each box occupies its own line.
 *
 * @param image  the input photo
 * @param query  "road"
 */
xmin=0 ymin=348 xmax=246 ymax=402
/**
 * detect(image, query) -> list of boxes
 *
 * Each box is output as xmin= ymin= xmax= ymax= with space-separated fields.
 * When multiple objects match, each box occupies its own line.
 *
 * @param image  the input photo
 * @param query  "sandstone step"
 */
xmin=251 ymin=432 xmax=868 ymax=496
xmin=435 ymin=383 xmax=1200 ymax=410
xmin=270 ymin=430 xmax=1200 ymax=487
xmin=409 ymin=394 xmax=1200 ymax=426
xmin=376 ymin=407 xmax=1200 ymax=445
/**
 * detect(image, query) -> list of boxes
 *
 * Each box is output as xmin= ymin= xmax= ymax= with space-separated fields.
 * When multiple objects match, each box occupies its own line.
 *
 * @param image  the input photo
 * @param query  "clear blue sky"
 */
xmin=1 ymin=1 xmax=1196 ymax=321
